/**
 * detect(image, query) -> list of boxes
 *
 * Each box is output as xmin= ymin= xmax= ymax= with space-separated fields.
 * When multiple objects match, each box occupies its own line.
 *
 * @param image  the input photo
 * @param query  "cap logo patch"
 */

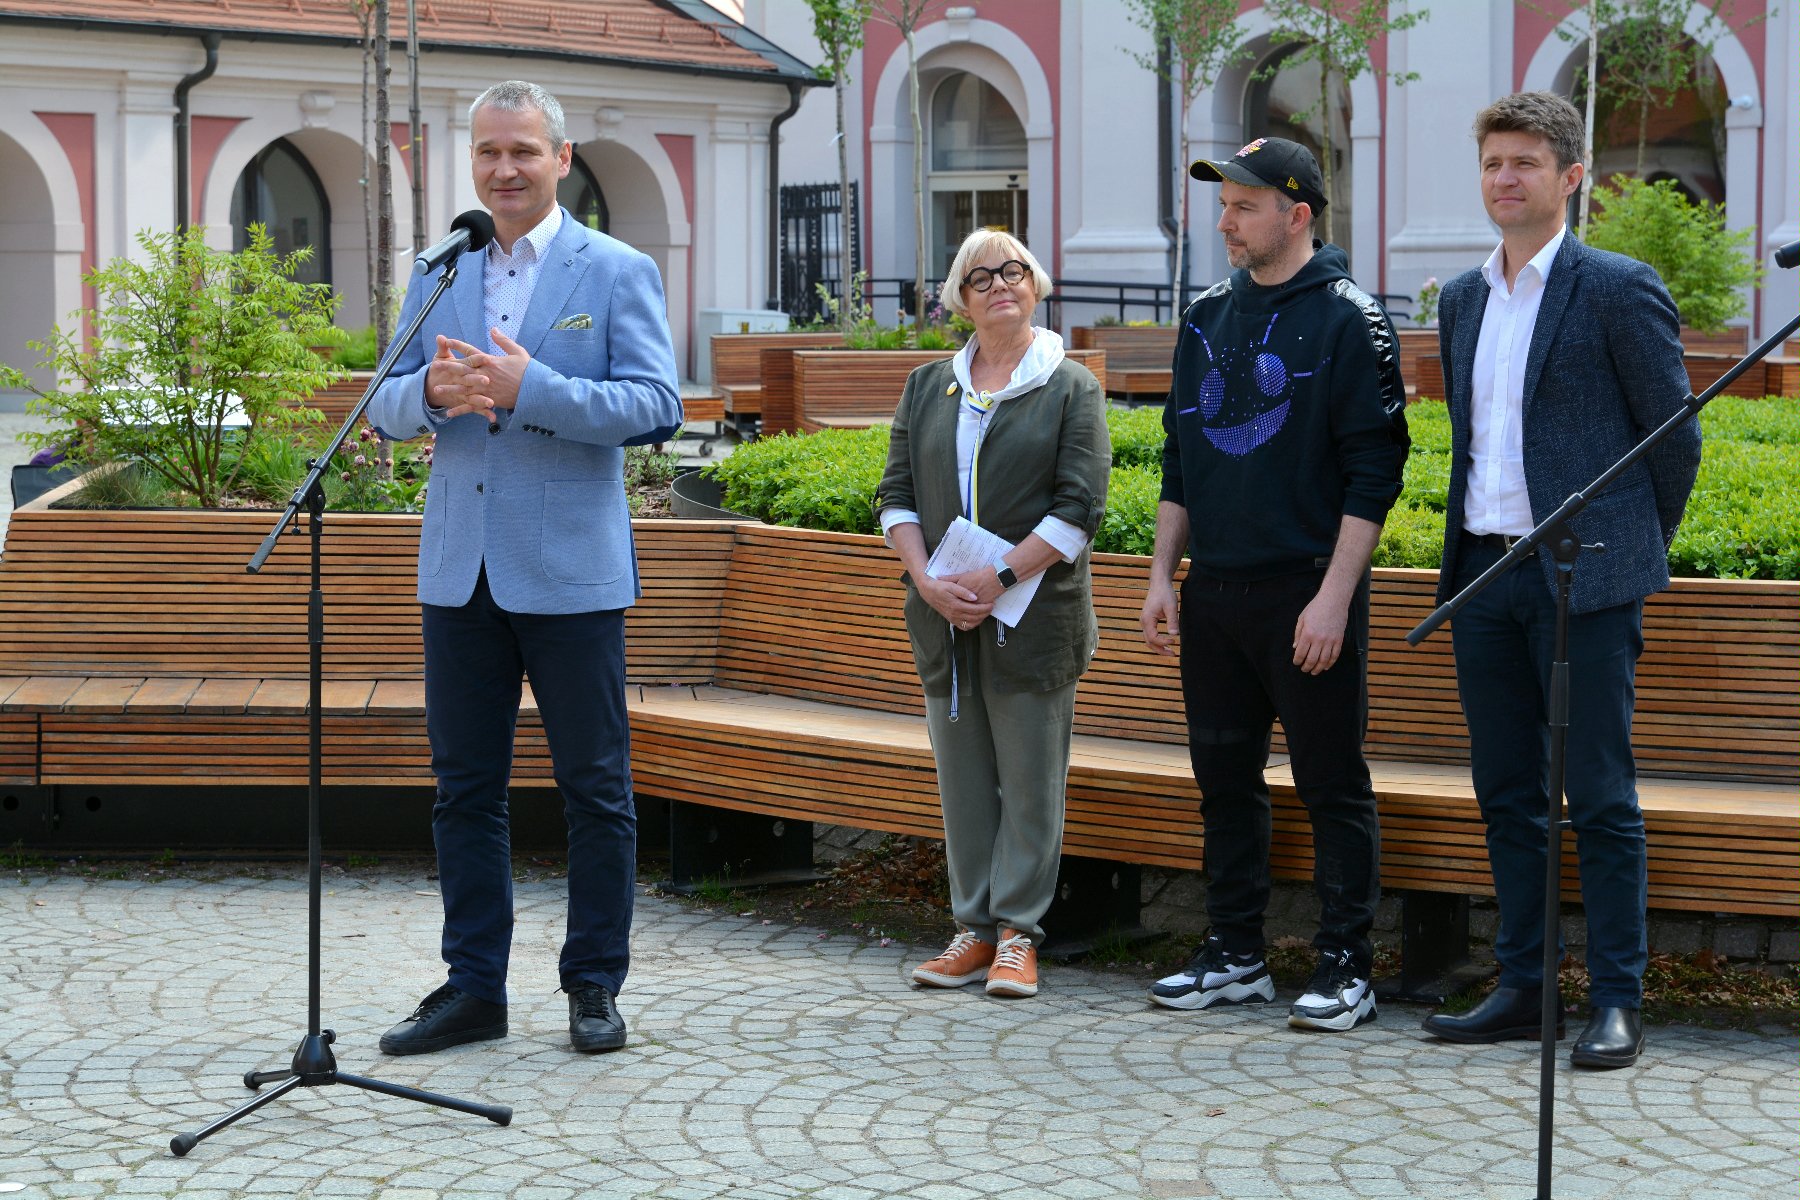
xmin=1236 ymin=138 xmax=1267 ymax=158
xmin=1287 ymin=177 xmax=1299 ymax=189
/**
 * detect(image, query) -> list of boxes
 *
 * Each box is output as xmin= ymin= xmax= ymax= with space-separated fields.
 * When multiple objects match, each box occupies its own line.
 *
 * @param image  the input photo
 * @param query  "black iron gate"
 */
xmin=779 ymin=181 xmax=860 ymax=324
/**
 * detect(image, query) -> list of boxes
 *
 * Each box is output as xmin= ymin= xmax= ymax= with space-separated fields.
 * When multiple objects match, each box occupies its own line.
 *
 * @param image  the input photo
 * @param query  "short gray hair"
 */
xmin=939 ymin=228 xmax=1053 ymax=318
xmin=469 ymin=80 xmax=567 ymax=148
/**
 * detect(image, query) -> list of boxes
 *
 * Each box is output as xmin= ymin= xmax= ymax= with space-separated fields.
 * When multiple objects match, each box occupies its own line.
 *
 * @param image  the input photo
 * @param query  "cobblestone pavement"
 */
xmin=2 ymin=868 xmax=1794 ymax=1199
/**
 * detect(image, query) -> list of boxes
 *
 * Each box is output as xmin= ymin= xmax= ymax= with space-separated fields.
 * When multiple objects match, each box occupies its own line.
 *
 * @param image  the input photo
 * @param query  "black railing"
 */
xmin=779 ymin=182 xmax=860 ymax=325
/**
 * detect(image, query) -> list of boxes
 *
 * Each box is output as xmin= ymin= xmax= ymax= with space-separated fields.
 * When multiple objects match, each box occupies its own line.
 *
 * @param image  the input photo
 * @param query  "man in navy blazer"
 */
xmin=367 ymin=80 xmax=681 ymax=1056
xmin=1419 ymin=93 xmax=1700 ymax=1068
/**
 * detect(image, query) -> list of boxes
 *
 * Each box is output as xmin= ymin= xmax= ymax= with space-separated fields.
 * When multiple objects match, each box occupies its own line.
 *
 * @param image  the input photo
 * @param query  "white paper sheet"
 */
xmin=923 ymin=516 xmax=1044 ymax=628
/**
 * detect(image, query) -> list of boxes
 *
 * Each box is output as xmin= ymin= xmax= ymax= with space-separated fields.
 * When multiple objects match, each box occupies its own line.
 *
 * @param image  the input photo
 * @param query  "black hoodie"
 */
xmin=1159 ymin=244 xmax=1410 ymax=580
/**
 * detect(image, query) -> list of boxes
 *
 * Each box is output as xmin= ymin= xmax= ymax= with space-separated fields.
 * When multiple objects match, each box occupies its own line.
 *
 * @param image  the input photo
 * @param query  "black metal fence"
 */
xmin=779 ymin=182 xmax=860 ymax=325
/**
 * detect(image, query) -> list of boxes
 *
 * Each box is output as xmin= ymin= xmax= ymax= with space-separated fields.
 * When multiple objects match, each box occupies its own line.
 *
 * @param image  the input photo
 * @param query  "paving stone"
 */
xmin=0 ymin=866 xmax=1793 ymax=1199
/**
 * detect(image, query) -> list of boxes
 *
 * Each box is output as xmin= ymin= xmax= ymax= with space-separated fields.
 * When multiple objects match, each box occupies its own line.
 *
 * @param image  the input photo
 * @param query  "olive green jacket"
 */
xmin=876 ymin=357 xmax=1111 ymax=696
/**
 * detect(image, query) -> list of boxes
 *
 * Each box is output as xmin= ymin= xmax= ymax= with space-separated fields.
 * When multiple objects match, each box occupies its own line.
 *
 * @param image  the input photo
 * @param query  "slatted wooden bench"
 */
xmin=1070 ymin=325 xmax=1175 ymax=402
xmin=791 ymin=348 xmax=1108 ymax=433
xmin=0 ymin=499 xmax=1791 ymax=976
xmin=708 ymin=332 xmax=845 ymax=435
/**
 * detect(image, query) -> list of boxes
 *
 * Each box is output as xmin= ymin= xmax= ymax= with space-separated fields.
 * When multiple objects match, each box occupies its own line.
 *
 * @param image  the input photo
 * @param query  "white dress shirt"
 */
xmin=1464 ymin=227 xmax=1566 ymax=537
xmin=481 ymin=205 xmax=564 ymax=353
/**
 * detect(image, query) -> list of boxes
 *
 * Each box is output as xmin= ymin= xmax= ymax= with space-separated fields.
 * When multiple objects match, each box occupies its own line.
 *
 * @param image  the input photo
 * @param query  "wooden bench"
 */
xmin=0 ymin=500 xmax=1791 ymax=980
xmin=791 ymin=348 xmax=1107 ymax=433
xmin=1070 ymin=326 xmax=1175 ymax=402
xmin=708 ymin=332 xmax=845 ymax=435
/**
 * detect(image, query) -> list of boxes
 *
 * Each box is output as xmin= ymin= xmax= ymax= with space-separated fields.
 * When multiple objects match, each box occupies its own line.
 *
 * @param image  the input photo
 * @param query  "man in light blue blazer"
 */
xmin=366 ymin=80 xmax=681 ymax=1057
xmin=1419 ymin=93 xmax=1700 ymax=1069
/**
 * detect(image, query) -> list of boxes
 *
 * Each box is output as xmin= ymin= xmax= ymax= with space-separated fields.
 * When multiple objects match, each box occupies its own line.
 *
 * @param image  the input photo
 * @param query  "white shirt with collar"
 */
xmin=481 ymin=205 xmax=564 ymax=354
xmin=1465 ymin=225 xmax=1566 ymax=537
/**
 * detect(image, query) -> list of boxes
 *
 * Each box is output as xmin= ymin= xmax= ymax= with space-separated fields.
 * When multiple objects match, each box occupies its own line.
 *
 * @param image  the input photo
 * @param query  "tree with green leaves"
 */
xmin=1120 ymin=0 xmax=1250 ymax=305
xmin=0 ymin=226 xmax=343 ymax=508
xmin=807 ymin=0 xmax=875 ymax=329
xmin=876 ymin=0 xmax=948 ymax=327
xmin=1550 ymin=0 xmax=1755 ymax=236
xmin=1258 ymin=0 xmax=1429 ymax=245
xmin=1586 ymin=175 xmax=1759 ymax=332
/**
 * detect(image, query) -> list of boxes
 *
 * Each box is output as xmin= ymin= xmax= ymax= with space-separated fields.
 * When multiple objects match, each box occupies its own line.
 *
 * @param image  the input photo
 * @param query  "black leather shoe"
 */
xmin=568 ymin=983 xmax=627 ymax=1053
xmin=379 ymin=983 xmax=507 ymax=1056
xmin=1422 ymin=986 xmax=1565 ymax=1043
xmin=1571 ymin=1006 xmax=1643 ymax=1068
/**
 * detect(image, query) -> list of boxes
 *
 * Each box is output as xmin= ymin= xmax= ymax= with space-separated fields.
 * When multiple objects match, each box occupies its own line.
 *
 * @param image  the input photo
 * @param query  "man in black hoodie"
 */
xmin=1139 ymin=137 xmax=1409 ymax=1033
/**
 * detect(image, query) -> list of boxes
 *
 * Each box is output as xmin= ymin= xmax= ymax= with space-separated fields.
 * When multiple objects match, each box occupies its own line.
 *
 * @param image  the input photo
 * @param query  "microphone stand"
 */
xmin=1408 ymin=310 xmax=1800 ymax=1200
xmin=171 ymin=260 xmax=512 ymax=1156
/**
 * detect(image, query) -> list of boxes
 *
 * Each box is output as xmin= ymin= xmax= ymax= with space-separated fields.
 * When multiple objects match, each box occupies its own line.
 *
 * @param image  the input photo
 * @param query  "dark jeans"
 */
xmin=421 ymin=568 xmax=636 ymax=1006
xmin=1451 ymin=537 xmax=1647 ymax=1008
xmin=1178 ymin=568 xmax=1381 ymax=971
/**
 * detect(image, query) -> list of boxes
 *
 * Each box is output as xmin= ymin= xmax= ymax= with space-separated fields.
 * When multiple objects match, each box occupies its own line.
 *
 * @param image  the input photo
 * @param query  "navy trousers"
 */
xmin=1450 ymin=537 xmax=1647 ymax=1009
xmin=421 ymin=568 xmax=636 ymax=1006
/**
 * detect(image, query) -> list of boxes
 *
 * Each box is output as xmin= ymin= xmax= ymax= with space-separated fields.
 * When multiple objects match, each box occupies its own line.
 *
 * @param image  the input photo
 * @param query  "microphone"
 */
xmin=414 ymin=210 xmax=496 ymax=273
xmin=1776 ymin=240 xmax=1799 ymax=270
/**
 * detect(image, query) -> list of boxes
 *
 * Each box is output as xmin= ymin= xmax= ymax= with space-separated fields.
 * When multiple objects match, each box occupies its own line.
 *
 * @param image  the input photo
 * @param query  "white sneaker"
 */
xmin=1150 ymin=932 xmax=1276 ymax=1010
xmin=1288 ymin=948 xmax=1377 ymax=1031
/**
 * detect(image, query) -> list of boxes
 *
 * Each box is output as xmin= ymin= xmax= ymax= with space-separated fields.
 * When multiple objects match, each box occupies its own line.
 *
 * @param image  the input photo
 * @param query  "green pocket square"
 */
xmin=551 ymin=314 xmax=593 ymax=330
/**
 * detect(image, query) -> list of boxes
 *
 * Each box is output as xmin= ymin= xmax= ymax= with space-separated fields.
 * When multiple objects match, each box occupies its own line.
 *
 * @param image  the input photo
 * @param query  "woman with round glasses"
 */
xmin=876 ymin=229 xmax=1110 ymax=998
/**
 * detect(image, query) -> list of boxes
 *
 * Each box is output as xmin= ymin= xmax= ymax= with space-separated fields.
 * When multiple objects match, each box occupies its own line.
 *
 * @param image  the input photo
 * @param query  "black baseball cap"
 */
xmin=1190 ymin=136 xmax=1328 ymax=211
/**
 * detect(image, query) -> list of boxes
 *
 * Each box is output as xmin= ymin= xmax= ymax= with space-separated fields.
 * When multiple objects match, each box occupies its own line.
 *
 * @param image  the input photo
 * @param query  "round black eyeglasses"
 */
xmin=962 ymin=259 xmax=1030 ymax=293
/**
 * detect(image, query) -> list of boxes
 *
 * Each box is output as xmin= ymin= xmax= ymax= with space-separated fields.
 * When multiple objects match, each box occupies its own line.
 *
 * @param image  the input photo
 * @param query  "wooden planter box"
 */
xmin=292 ymin=370 xmax=376 ymax=429
xmin=790 ymin=347 xmax=1109 ymax=434
xmin=1070 ymin=325 xmax=1176 ymax=401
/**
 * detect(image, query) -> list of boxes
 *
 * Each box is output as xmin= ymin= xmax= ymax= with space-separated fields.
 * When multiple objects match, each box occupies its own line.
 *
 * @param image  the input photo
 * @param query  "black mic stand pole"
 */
xmin=172 ymin=260 xmax=511 ymax=1156
xmin=1408 ymin=309 xmax=1800 ymax=1200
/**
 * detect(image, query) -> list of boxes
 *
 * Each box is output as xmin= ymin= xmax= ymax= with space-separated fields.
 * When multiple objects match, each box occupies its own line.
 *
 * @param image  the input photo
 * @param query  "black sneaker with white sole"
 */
xmin=1287 ymin=948 xmax=1376 ymax=1031
xmin=1150 ymin=932 xmax=1275 ymax=1010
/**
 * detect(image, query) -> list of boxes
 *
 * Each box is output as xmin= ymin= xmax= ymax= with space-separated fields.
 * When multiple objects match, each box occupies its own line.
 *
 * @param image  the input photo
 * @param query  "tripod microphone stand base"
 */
xmin=170 ymin=1030 xmax=512 ymax=1156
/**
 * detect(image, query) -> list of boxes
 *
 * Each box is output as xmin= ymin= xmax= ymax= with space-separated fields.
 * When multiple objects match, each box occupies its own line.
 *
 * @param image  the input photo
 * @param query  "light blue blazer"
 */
xmin=369 ymin=209 xmax=683 ymax=614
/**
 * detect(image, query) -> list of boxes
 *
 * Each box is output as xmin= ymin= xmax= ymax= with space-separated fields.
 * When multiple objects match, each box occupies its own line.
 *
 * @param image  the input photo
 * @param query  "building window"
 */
xmin=560 ymin=153 xmax=610 ymax=234
xmin=928 ymin=74 xmax=1028 ymax=277
xmin=230 ymin=138 xmax=330 ymax=287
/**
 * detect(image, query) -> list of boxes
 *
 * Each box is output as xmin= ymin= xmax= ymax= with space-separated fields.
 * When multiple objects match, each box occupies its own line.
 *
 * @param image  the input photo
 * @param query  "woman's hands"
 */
xmin=920 ymin=572 xmax=993 ymax=632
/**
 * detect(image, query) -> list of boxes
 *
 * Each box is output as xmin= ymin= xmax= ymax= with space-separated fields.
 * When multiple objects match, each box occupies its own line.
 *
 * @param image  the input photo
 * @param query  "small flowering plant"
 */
xmin=1415 ymin=276 xmax=1441 ymax=327
xmin=330 ymin=425 xmax=431 ymax=512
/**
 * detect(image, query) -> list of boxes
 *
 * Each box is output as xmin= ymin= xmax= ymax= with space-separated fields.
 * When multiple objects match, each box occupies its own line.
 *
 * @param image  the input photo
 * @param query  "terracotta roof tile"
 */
xmin=0 ymin=0 xmax=801 ymax=77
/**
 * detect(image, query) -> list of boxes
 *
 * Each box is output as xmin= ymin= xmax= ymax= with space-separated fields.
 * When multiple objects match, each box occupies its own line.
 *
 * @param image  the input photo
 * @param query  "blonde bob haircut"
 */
xmin=939 ymin=228 xmax=1053 ymax=318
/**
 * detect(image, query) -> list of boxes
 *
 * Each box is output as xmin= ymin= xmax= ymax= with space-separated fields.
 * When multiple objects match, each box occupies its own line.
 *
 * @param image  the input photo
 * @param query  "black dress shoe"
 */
xmin=1422 ymin=985 xmax=1565 ymax=1044
xmin=1571 ymin=1006 xmax=1643 ymax=1068
xmin=568 ymin=983 xmax=628 ymax=1053
xmin=379 ymin=983 xmax=507 ymax=1056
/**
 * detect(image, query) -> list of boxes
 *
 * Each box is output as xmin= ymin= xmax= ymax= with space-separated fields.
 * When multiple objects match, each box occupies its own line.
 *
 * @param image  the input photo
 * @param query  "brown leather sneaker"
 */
xmin=984 ymin=929 xmax=1039 ymax=998
xmin=912 ymin=930 xmax=995 ymax=987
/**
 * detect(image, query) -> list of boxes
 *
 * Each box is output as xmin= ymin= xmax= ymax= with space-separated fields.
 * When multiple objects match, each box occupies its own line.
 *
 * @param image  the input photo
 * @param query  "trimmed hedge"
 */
xmin=705 ymin=397 xmax=1800 ymax=579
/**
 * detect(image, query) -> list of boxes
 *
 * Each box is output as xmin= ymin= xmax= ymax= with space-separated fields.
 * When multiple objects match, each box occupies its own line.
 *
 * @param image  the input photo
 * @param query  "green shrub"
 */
xmin=706 ymin=427 xmax=889 ymax=534
xmin=1106 ymin=405 xmax=1167 ymax=471
xmin=0 ymin=225 xmax=344 ymax=508
xmin=231 ymin=428 xmax=316 ymax=505
xmin=700 ymin=396 xmax=1800 ymax=579
xmin=1095 ymin=464 xmax=1159 ymax=556
xmin=1371 ymin=504 xmax=1444 ymax=570
xmin=329 ymin=325 xmax=380 ymax=369
xmin=1586 ymin=176 xmax=1760 ymax=333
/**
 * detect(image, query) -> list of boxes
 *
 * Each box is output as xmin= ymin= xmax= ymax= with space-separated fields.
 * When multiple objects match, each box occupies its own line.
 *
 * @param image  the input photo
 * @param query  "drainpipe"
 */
xmin=174 ymin=32 xmax=223 ymax=234
xmin=1156 ymin=39 xmax=1181 ymax=318
xmin=766 ymin=80 xmax=803 ymax=312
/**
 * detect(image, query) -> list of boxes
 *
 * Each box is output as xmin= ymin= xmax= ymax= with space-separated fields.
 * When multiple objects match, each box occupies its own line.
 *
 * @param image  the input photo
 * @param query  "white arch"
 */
xmin=866 ymin=18 xmax=1054 ymax=282
xmin=574 ymin=126 xmax=692 ymax=373
xmin=201 ymin=117 xmax=417 ymax=328
xmin=1520 ymin=3 xmax=1762 ymax=324
xmin=0 ymin=116 xmax=87 ymax=393
xmin=1193 ymin=6 xmax=1383 ymax=281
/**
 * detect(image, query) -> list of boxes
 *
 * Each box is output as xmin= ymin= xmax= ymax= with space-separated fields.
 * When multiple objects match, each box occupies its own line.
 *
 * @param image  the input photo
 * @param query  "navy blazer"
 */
xmin=1435 ymin=234 xmax=1701 ymax=614
xmin=369 ymin=210 xmax=683 ymax=614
